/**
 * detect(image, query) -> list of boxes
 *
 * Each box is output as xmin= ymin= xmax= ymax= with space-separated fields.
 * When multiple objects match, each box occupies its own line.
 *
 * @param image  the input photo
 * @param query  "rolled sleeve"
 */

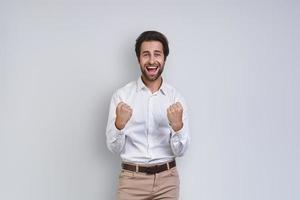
xmin=105 ymin=92 xmax=126 ymax=154
xmin=169 ymin=94 xmax=190 ymax=157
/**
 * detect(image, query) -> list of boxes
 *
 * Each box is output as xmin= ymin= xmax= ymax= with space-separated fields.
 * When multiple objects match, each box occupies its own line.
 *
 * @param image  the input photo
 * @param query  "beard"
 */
xmin=140 ymin=63 xmax=165 ymax=82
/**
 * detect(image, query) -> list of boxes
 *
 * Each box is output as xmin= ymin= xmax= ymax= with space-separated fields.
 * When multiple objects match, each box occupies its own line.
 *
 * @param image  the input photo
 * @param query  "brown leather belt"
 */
xmin=122 ymin=160 xmax=176 ymax=175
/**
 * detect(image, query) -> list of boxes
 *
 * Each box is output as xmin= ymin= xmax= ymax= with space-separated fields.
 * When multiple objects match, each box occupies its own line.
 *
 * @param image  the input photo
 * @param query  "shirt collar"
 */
xmin=136 ymin=76 xmax=168 ymax=95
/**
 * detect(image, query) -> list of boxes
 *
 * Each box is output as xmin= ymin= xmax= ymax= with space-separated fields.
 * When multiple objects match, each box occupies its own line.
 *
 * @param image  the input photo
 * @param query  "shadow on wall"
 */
xmin=93 ymin=46 xmax=139 ymax=199
xmin=93 ymin=90 xmax=120 ymax=199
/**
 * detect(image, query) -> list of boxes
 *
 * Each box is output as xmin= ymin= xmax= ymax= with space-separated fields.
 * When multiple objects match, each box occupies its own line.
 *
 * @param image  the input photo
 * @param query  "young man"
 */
xmin=106 ymin=31 xmax=190 ymax=200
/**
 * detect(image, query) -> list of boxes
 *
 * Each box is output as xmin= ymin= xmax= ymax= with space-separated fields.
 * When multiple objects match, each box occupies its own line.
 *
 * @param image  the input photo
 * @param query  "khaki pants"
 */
xmin=117 ymin=167 xmax=180 ymax=200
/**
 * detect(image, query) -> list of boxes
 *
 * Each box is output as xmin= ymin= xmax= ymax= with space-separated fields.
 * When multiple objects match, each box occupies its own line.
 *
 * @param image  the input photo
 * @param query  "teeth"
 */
xmin=147 ymin=66 xmax=157 ymax=69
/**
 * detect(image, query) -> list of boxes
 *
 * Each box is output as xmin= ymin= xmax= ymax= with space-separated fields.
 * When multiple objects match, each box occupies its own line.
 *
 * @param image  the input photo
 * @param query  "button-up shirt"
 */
xmin=106 ymin=77 xmax=190 ymax=164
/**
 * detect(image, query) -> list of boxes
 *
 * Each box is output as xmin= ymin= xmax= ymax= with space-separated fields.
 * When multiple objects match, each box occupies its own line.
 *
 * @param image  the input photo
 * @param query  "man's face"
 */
xmin=139 ymin=41 xmax=165 ymax=82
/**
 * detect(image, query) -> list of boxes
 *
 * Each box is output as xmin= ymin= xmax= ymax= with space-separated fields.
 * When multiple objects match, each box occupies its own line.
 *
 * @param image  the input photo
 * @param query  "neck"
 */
xmin=141 ymin=76 xmax=162 ymax=93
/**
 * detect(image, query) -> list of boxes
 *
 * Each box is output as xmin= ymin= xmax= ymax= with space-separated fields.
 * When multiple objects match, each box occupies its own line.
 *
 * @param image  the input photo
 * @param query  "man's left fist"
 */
xmin=167 ymin=102 xmax=184 ymax=132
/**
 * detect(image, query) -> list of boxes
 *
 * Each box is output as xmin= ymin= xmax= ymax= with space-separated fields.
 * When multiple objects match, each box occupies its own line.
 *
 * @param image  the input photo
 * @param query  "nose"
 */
xmin=149 ymin=55 xmax=155 ymax=64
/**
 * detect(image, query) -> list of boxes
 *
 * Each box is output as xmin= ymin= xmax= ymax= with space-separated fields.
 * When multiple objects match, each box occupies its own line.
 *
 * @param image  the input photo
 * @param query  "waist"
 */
xmin=121 ymin=160 xmax=176 ymax=175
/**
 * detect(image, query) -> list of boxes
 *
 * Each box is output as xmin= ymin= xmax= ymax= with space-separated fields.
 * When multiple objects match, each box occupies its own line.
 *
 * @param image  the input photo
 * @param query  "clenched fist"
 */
xmin=115 ymin=102 xmax=133 ymax=130
xmin=167 ymin=102 xmax=184 ymax=132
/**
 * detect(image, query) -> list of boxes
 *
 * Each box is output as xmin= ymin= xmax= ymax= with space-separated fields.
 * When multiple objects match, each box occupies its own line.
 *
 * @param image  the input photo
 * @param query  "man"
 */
xmin=106 ymin=30 xmax=190 ymax=200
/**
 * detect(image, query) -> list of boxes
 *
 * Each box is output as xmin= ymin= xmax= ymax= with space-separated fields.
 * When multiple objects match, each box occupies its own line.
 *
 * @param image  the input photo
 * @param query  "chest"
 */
xmin=126 ymin=92 xmax=173 ymax=127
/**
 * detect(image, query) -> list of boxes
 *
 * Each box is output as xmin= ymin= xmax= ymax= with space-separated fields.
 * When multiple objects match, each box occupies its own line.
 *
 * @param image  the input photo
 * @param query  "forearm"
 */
xmin=170 ymin=123 xmax=190 ymax=157
xmin=106 ymin=122 xmax=126 ymax=154
xmin=105 ymin=92 xmax=126 ymax=154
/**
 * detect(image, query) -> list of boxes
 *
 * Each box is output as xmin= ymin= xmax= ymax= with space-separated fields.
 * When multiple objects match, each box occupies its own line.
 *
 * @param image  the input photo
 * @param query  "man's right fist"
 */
xmin=115 ymin=102 xmax=133 ymax=130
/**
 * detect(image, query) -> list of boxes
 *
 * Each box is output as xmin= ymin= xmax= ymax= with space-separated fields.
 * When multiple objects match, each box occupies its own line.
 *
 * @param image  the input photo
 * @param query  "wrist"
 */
xmin=171 ymin=122 xmax=183 ymax=132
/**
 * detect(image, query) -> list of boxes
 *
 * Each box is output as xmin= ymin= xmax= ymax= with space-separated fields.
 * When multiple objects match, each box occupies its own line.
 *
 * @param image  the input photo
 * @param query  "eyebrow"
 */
xmin=141 ymin=50 xmax=163 ymax=54
xmin=141 ymin=51 xmax=149 ymax=54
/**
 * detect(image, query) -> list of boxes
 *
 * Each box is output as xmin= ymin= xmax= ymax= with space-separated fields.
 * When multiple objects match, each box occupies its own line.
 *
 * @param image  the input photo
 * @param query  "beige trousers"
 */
xmin=117 ymin=167 xmax=180 ymax=200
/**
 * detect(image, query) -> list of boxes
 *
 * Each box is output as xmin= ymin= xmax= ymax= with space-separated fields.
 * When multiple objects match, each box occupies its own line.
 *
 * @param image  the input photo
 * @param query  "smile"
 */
xmin=146 ymin=66 xmax=158 ymax=72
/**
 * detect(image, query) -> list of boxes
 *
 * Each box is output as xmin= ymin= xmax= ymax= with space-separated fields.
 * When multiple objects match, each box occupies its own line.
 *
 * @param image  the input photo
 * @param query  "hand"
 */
xmin=115 ymin=102 xmax=133 ymax=130
xmin=167 ymin=102 xmax=183 ymax=132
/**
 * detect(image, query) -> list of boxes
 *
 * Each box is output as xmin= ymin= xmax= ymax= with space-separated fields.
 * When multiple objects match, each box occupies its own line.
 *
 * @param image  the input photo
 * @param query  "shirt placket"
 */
xmin=146 ymin=94 xmax=151 ymax=158
xmin=146 ymin=92 xmax=158 ymax=161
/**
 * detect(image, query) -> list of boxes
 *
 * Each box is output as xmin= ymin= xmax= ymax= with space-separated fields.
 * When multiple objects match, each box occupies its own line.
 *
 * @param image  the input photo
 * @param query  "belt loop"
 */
xmin=167 ymin=162 xmax=170 ymax=170
xmin=136 ymin=164 xmax=139 ymax=173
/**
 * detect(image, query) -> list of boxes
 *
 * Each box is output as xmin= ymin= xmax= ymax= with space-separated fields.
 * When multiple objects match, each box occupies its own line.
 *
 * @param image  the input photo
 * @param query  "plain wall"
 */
xmin=1 ymin=0 xmax=299 ymax=199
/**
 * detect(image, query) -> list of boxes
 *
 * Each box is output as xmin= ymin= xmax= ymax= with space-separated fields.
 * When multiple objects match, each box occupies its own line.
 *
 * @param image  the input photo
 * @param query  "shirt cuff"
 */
xmin=113 ymin=124 xmax=125 ymax=138
xmin=170 ymin=124 xmax=186 ymax=141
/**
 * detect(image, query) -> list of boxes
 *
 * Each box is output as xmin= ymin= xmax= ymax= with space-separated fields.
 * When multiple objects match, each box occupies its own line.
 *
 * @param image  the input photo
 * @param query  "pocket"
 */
xmin=167 ymin=167 xmax=180 ymax=189
xmin=170 ymin=168 xmax=179 ymax=177
xmin=119 ymin=169 xmax=135 ymax=179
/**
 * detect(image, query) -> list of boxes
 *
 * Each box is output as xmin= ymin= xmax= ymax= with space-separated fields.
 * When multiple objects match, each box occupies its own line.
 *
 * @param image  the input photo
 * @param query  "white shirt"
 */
xmin=106 ymin=77 xmax=190 ymax=164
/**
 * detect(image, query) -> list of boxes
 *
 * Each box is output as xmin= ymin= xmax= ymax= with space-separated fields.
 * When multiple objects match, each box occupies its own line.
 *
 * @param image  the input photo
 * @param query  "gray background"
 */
xmin=1 ymin=0 xmax=299 ymax=199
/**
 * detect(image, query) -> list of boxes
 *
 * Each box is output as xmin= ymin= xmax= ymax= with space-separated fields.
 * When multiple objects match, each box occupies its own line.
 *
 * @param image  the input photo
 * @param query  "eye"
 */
xmin=154 ymin=53 xmax=162 ymax=57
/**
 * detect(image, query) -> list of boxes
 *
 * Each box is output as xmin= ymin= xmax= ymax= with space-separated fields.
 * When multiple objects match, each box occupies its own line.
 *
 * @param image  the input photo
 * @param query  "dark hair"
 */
xmin=135 ymin=30 xmax=169 ymax=61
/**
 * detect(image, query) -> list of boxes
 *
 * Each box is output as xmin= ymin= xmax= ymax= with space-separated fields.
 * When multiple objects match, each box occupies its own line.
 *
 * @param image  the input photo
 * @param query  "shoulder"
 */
xmin=113 ymin=80 xmax=136 ymax=98
xmin=164 ymin=81 xmax=185 ymax=100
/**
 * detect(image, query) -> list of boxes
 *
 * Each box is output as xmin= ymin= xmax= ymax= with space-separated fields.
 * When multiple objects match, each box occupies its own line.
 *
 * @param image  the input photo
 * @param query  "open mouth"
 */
xmin=146 ymin=66 xmax=158 ymax=75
